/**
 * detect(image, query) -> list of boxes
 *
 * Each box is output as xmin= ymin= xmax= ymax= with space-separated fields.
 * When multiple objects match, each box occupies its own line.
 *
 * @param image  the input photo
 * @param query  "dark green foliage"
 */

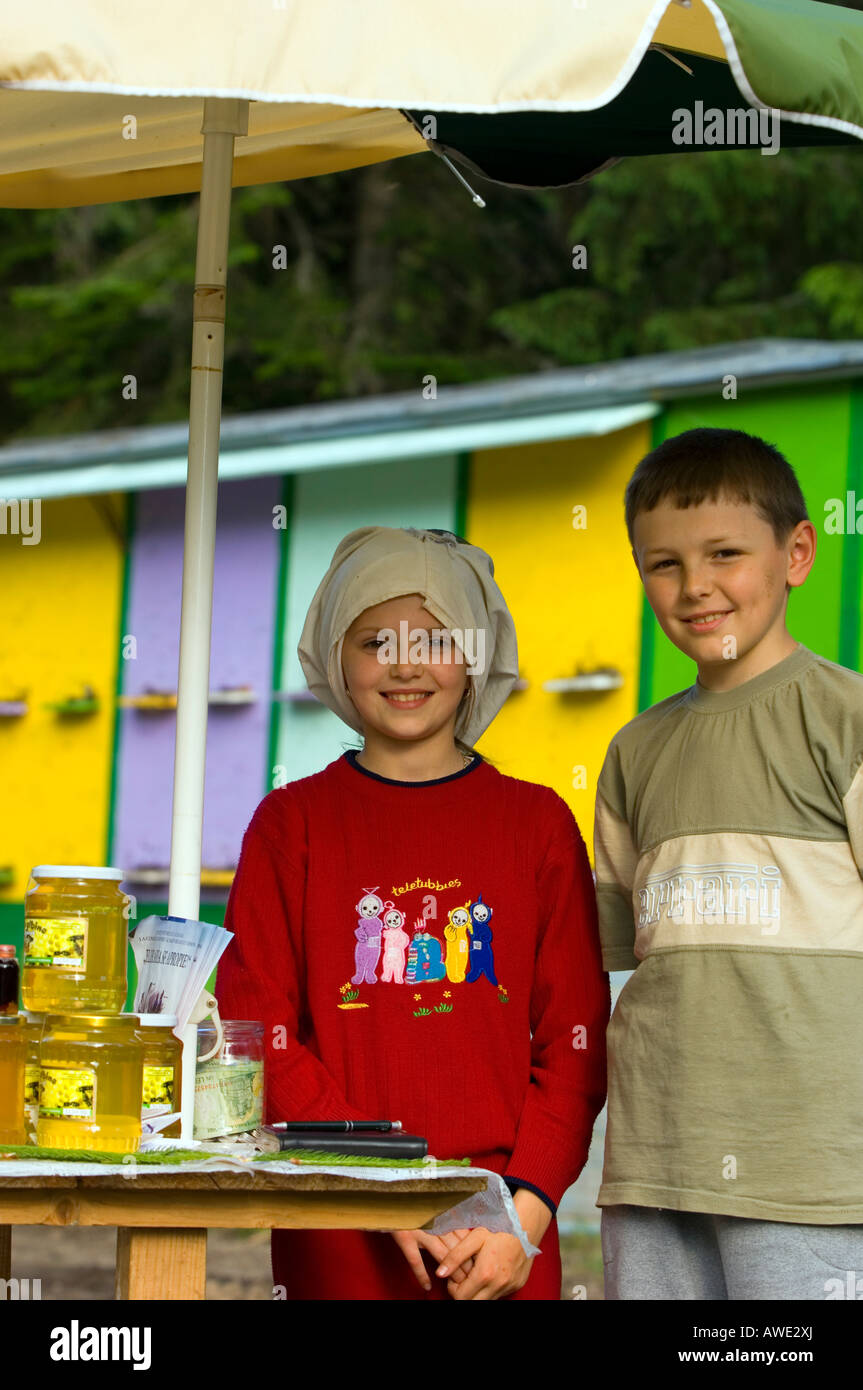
xmin=3 ymin=141 xmax=863 ymax=442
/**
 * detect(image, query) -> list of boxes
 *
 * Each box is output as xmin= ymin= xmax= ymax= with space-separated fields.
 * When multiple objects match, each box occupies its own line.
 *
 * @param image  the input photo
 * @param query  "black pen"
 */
xmin=268 ymin=1120 xmax=402 ymax=1133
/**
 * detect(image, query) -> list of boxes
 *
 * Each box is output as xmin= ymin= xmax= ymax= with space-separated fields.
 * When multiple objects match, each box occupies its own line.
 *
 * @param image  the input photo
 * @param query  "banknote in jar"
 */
xmin=193 ymin=1059 xmax=264 ymax=1138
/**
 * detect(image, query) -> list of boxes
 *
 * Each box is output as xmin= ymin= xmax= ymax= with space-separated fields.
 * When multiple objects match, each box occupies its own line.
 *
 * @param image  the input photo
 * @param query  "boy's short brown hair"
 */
xmin=624 ymin=427 xmax=810 ymax=549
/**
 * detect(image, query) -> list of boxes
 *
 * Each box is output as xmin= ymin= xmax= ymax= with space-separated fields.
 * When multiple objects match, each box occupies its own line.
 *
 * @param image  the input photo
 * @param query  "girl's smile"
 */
xmin=381 ymin=690 xmax=434 ymax=708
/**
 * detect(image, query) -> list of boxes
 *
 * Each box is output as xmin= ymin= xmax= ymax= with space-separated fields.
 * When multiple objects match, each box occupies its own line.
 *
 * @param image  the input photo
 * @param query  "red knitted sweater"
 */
xmin=216 ymin=751 xmax=609 ymax=1210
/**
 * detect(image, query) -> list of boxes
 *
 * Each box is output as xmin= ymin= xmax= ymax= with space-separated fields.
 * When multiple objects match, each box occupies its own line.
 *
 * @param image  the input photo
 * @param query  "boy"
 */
xmin=594 ymin=426 xmax=863 ymax=1300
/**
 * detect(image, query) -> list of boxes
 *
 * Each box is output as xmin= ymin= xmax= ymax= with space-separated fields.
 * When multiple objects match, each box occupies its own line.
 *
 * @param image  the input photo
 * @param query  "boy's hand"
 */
xmin=435 ymin=1228 xmax=534 ymax=1300
xmin=390 ymin=1228 xmax=474 ymax=1290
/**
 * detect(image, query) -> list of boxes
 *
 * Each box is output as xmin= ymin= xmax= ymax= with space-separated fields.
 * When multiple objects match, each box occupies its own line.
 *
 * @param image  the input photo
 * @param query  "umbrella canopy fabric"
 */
xmin=2 ymin=0 xmax=863 ymax=207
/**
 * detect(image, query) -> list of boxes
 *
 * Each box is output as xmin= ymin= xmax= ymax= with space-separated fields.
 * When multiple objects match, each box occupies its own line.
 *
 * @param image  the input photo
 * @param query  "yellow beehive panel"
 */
xmin=0 ymin=494 xmax=125 ymax=896
xmin=468 ymin=425 xmax=649 ymax=857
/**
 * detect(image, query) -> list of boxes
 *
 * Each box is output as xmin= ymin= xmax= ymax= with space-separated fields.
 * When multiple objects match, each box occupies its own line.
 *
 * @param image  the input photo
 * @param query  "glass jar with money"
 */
xmin=194 ymin=1019 xmax=264 ymax=1140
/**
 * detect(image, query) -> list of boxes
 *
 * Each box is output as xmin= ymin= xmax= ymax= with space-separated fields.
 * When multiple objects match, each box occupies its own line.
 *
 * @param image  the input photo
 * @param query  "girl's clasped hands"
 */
xmin=391 ymin=1226 xmax=533 ymax=1300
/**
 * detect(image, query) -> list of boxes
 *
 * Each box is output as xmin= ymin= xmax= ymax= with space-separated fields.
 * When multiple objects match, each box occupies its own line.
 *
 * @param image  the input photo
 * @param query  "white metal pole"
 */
xmin=170 ymin=98 xmax=249 ymax=1142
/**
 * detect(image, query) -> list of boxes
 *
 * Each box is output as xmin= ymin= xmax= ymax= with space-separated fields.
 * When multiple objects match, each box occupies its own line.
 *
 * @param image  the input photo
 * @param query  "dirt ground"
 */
xmin=9 ymin=1225 xmax=604 ymax=1300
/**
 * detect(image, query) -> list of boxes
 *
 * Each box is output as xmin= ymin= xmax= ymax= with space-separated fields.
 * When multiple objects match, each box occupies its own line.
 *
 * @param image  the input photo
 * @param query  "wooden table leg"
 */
xmin=115 ymin=1228 xmax=207 ymax=1300
xmin=0 ymin=1226 xmax=10 ymax=1283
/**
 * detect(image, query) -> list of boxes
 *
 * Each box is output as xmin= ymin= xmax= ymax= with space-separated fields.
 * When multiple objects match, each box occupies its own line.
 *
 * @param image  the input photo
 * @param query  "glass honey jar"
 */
xmin=22 ymin=1012 xmax=44 ymax=1143
xmin=0 ymin=1015 xmax=28 ymax=1146
xmin=23 ymin=866 xmax=131 ymax=1014
xmin=37 ymin=1013 xmax=144 ymax=1152
xmin=136 ymin=1013 xmax=182 ymax=1138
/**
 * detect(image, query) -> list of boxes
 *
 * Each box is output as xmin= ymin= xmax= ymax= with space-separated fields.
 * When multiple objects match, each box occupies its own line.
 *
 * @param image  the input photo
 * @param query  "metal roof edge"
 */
xmin=2 ymin=337 xmax=863 ymax=475
xmin=0 ymin=402 xmax=661 ymax=500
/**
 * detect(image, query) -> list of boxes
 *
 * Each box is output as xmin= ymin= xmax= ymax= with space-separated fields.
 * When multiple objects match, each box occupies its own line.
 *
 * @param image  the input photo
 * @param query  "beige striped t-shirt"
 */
xmin=594 ymin=641 xmax=863 ymax=1223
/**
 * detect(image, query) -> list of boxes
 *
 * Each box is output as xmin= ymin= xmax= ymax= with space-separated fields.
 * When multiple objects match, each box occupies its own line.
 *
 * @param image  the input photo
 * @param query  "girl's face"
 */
xmin=342 ymin=593 xmax=469 ymax=745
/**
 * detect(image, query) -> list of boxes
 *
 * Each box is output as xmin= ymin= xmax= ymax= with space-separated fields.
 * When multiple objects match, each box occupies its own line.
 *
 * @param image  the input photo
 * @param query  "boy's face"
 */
xmin=631 ymin=495 xmax=815 ymax=681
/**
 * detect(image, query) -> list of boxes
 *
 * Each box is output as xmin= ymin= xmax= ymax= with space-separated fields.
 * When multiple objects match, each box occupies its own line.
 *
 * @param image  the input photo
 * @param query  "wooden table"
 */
xmin=0 ymin=1167 xmax=487 ymax=1299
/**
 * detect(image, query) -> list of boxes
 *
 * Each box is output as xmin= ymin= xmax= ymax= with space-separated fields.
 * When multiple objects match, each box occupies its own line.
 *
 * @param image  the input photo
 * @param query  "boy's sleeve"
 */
xmin=216 ymin=795 xmax=370 ymax=1124
xmin=502 ymin=796 xmax=610 ymax=1213
xmin=594 ymin=738 xmax=640 ymax=973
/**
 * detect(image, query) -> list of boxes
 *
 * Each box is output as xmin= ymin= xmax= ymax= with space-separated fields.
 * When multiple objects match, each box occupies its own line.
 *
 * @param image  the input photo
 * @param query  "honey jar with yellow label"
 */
xmin=37 ymin=1013 xmax=143 ymax=1152
xmin=136 ymin=1013 xmax=182 ymax=1138
xmin=23 ymin=866 xmax=131 ymax=1014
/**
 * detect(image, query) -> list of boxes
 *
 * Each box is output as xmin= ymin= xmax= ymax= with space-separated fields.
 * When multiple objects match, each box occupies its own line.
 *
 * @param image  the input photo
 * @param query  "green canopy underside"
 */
xmin=406 ymin=45 xmax=861 ymax=191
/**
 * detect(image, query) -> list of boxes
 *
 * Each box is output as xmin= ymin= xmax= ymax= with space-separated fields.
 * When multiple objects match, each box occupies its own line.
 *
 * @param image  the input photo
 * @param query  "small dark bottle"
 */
xmin=0 ymin=944 xmax=19 ymax=1016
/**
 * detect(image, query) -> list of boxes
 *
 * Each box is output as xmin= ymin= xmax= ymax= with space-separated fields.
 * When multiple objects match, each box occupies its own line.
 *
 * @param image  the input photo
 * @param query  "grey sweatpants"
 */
xmin=601 ymin=1205 xmax=863 ymax=1300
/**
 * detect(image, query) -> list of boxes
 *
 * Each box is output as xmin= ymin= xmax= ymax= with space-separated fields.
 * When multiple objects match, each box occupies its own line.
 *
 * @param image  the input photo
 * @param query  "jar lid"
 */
xmin=45 ymin=1012 xmax=139 ymax=1026
xmin=135 ymin=1013 xmax=179 ymax=1028
xmin=30 ymin=865 xmax=124 ymax=881
xmin=0 ymin=944 xmax=15 ymax=958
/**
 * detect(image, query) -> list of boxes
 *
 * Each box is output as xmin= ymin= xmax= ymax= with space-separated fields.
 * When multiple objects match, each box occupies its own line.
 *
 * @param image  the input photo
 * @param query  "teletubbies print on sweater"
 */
xmin=349 ymin=891 xmax=495 ymax=998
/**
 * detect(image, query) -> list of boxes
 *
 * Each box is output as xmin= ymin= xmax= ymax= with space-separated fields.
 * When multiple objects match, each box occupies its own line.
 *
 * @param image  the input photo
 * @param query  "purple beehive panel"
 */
xmin=114 ymin=477 xmax=281 ymax=877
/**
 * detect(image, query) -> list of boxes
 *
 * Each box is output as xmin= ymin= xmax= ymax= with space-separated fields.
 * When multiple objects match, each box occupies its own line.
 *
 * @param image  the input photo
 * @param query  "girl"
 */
xmin=216 ymin=525 xmax=609 ymax=1300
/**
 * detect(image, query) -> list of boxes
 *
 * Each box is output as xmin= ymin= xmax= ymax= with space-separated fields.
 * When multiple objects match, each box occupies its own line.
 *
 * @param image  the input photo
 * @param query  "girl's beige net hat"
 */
xmin=297 ymin=526 xmax=519 ymax=746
